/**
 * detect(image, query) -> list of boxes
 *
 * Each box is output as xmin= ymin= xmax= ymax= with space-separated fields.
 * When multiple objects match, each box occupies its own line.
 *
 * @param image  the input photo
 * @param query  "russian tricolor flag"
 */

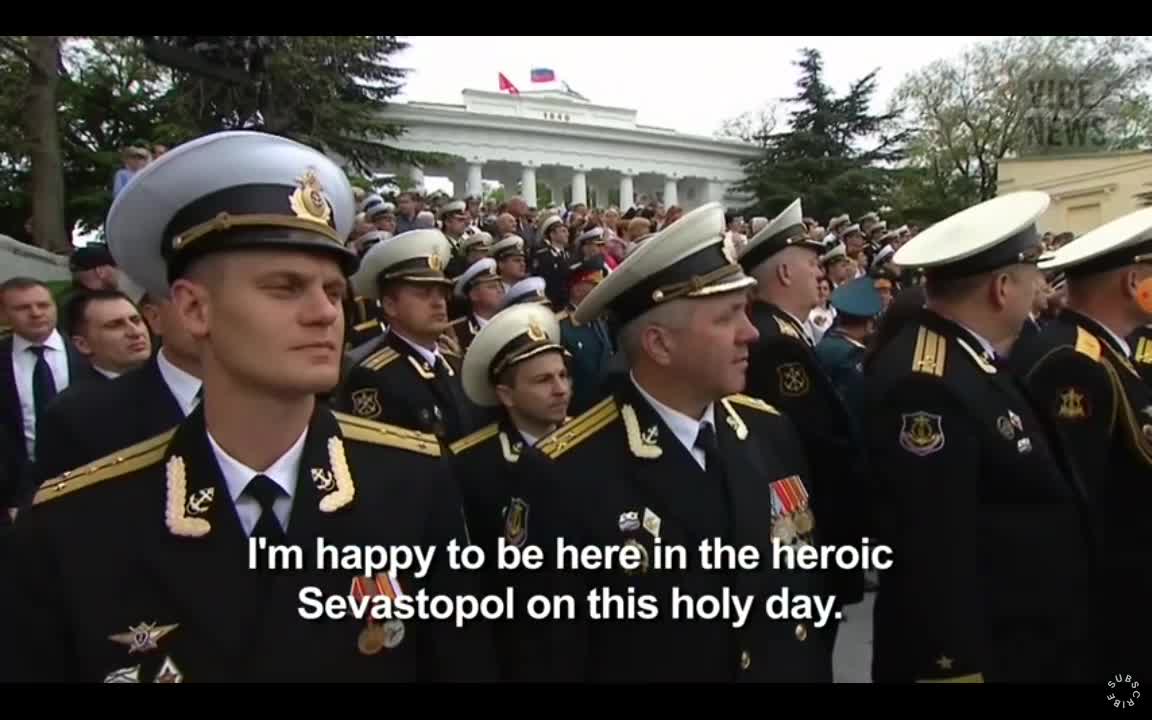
xmin=530 ymin=68 xmax=556 ymax=83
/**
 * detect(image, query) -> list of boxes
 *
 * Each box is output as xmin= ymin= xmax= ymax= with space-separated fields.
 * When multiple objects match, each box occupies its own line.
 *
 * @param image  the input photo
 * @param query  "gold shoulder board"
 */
xmin=725 ymin=393 xmax=781 ymax=415
xmin=352 ymin=319 xmax=379 ymax=333
xmin=1074 ymin=326 xmax=1102 ymax=361
xmin=916 ymin=673 xmax=984 ymax=683
xmin=335 ymin=412 xmax=441 ymax=457
xmin=33 ymin=428 xmax=176 ymax=506
xmin=537 ymin=396 xmax=619 ymax=460
xmin=912 ymin=326 xmax=947 ymax=377
xmin=361 ymin=347 xmax=400 ymax=371
xmin=1136 ymin=337 xmax=1152 ymax=365
xmin=449 ymin=423 xmax=499 ymax=455
xmin=775 ymin=316 xmax=801 ymax=339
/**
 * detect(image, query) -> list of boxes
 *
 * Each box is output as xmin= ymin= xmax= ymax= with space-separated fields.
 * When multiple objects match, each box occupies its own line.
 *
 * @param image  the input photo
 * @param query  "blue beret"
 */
xmin=829 ymin=276 xmax=883 ymax=318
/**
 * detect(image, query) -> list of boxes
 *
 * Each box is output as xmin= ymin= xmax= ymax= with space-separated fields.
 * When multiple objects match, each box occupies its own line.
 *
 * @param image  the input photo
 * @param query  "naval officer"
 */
xmin=1011 ymin=207 xmax=1152 ymax=676
xmin=336 ymin=229 xmax=482 ymax=443
xmin=524 ymin=201 xmax=833 ymax=682
xmin=864 ymin=191 xmax=1095 ymax=683
xmin=0 ymin=130 xmax=494 ymax=682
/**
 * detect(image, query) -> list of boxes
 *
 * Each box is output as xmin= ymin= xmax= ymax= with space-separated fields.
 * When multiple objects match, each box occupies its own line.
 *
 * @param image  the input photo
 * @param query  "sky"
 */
xmin=393 ymin=36 xmax=1008 ymax=139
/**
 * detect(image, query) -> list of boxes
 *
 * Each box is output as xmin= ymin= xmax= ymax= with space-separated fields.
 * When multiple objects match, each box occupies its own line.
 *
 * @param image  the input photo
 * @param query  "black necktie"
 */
xmin=694 ymin=421 xmax=722 ymax=474
xmin=245 ymin=474 xmax=286 ymax=543
xmin=28 ymin=346 xmax=57 ymax=416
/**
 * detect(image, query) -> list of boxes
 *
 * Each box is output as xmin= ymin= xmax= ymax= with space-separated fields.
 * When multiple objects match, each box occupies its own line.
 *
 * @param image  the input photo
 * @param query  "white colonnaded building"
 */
xmin=376 ymin=85 xmax=759 ymax=210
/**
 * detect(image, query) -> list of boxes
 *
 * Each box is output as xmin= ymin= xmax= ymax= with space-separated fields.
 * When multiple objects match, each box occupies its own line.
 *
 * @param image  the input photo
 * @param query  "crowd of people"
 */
xmin=0 ymin=129 xmax=1149 ymax=684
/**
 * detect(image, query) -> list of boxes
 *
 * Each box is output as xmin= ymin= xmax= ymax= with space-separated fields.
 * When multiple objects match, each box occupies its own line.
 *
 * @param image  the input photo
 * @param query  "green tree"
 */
xmin=894 ymin=36 xmax=1152 ymax=207
xmin=736 ymin=48 xmax=908 ymax=224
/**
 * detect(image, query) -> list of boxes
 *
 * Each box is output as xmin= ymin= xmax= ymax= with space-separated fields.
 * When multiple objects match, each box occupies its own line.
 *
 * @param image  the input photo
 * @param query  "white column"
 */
xmin=520 ymin=165 xmax=538 ymax=209
xmin=571 ymin=171 xmax=588 ymax=207
xmin=466 ymin=162 xmax=484 ymax=198
xmin=409 ymin=164 xmax=425 ymax=192
xmin=619 ymin=173 xmax=635 ymax=210
xmin=707 ymin=180 xmax=727 ymax=204
xmin=663 ymin=176 xmax=679 ymax=207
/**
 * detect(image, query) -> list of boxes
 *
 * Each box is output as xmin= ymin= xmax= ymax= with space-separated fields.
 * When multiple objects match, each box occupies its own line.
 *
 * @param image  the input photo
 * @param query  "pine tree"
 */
xmin=737 ymin=48 xmax=908 ymax=225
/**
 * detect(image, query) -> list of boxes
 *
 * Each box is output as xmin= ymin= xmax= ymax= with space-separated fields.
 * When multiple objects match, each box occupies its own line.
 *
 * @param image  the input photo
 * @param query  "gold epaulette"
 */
xmin=1136 ymin=337 xmax=1152 ymax=365
xmin=725 ymin=393 xmax=781 ymax=415
xmin=775 ymin=316 xmax=801 ymax=340
xmin=353 ymin=320 xmax=379 ymax=333
xmin=1075 ymin=326 xmax=1102 ymax=361
xmin=912 ymin=326 xmax=947 ymax=377
xmin=33 ymin=429 xmax=176 ymax=506
xmin=916 ymin=673 xmax=984 ymax=683
xmin=335 ymin=412 xmax=441 ymax=457
xmin=449 ymin=423 xmax=499 ymax=455
xmin=537 ymin=396 xmax=618 ymax=459
xmin=361 ymin=347 xmax=399 ymax=370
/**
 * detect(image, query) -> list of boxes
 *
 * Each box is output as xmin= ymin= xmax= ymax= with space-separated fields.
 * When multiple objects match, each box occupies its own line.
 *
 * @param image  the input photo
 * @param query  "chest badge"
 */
xmin=898 ymin=412 xmax=945 ymax=456
xmin=109 ymin=621 xmax=178 ymax=654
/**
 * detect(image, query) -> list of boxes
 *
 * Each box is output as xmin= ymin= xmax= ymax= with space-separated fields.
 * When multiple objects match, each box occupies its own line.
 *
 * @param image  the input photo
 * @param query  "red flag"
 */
xmin=498 ymin=72 xmax=519 ymax=95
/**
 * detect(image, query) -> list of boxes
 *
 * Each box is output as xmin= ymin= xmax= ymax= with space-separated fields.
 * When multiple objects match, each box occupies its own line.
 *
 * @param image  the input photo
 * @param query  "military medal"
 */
xmin=351 ymin=573 xmax=405 ymax=655
xmin=769 ymin=476 xmax=805 ymax=544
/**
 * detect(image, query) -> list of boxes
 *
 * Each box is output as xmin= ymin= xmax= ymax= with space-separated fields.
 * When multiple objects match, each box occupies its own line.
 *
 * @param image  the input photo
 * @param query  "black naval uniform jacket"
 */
xmin=448 ymin=414 xmax=558 ymax=681
xmin=532 ymin=244 xmax=571 ymax=308
xmin=1130 ymin=323 xmax=1152 ymax=386
xmin=336 ymin=331 xmax=481 ymax=444
xmin=522 ymin=378 xmax=834 ymax=683
xmin=449 ymin=314 xmax=485 ymax=355
xmin=32 ymin=354 xmax=186 ymax=488
xmin=344 ymin=294 xmax=384 ymax=351
xmin=862 ymin=308 xmax=1095 ymax=683
xmin=744 ymin=302 xmax=866 ymax=608
xmin=1011 ymin=310 xmax=1152 ymax=676
xmin=0 ymin=403 xmax=495 ymax=682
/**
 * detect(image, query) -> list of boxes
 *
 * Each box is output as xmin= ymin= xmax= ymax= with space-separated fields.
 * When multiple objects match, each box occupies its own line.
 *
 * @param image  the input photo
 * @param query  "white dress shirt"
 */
xmin=156 ymin=347 xmax=203 ymax=417
xmin=93 ymin=366 xmax=120 ymax=380
xmin=207 ymin=427 xmax=306 ymax=536
xmin=630 ymin=373 xmax=715 ymax=471
xmin=956 ymin=321 xmax=999 ymax=360
xmin=12 ymin=329 xmax=70 ymax=458
xmin=783 ymin=309 xmax=816 ymax=346
xmin=392 ymin=331 xmax=443 ymax=368
xmin=518 ymin=429 xmax=540 ymax=448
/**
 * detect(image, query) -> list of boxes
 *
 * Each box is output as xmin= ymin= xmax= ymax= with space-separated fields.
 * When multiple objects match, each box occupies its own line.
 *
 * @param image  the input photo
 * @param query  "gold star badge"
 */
xmin=935 ymin=655 xmax=953 ymax=670
xmin=109 ymin=621 xmax=179 ymax=654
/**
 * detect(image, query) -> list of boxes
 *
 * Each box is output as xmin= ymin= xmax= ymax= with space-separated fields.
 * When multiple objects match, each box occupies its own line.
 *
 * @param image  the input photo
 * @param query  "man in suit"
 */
xmin=61 ymin=288 xmax=152 ymax=382
xmin=336 ymin=229 xmax=482 ymax=443
xmin=0 ymin=277 xmax=89 ymax=515
xmin=739 ymin=198 xmax=867 ymax=645
xmin=1011 ymin=207 xmax=1152 ymax=676
xmin=449 ymin=303 xmax=572 ymax=679
xmin=1 ymin=130 xmax=494 ymax=682
xmin=523 ymin=201 xmax=833 ymax=682
xmin=33 ymin=291 xmax=201 ymax=486
xmin=863 ymin=191 xmax=1095 ymax=683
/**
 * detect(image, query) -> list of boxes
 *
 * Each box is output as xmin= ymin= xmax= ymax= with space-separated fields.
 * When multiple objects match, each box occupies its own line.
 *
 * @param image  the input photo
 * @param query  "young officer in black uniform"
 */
xmin=865 ymin=191 xmax=1096 ymax=683
xmin=524 ymin=201 xmax=833 ymax=683
xmin=0 ymin=130 xmax=493 ymax=682
xmin=1011 ymin=207 xmax=1152 ymax=677
xmin=337 ymin=229 xmax=482 ymax=443
xmin=449 ymin=303 xmax=572 ymax=680
xmin=738 ymin=199 xmax=867 ymax=644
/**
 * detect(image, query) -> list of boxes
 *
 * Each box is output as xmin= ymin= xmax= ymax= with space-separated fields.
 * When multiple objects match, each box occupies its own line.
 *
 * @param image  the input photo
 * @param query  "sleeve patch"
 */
xmin=898 ymin=411 xmax=945 ymax=456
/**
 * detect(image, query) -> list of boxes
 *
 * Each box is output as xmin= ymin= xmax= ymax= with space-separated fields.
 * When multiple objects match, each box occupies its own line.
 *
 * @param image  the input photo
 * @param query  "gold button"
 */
xmin=795 ymin=623 xmax=808 ymax=642
xmin=740 ymin=650 xmax=751 ymax=670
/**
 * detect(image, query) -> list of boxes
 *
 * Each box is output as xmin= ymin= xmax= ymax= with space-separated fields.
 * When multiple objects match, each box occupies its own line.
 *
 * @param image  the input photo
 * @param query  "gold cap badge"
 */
xmin=289 ymin=168 xmax=333 ymax=226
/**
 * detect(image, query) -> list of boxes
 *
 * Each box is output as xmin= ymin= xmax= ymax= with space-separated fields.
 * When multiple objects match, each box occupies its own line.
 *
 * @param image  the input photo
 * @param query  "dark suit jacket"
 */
xmin=0 ymin=334 xmax=89 ymax=507
xmin=1 ymin=402 xmax=496 ymax=682
xmin=33 ymin=355 xmax=186 ymax=489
